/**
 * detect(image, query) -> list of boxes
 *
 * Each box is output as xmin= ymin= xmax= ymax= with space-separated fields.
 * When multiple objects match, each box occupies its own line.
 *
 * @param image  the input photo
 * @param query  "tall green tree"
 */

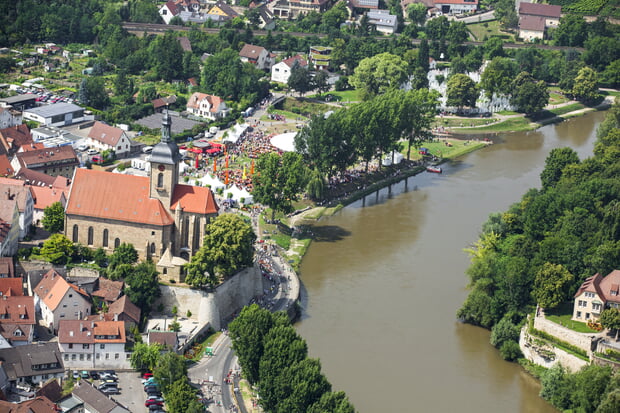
xmin=40 ymin=234 xmax=74 ymax=264
xmin=165 ymin=379 xmax=204 ymax=413
xmin=274 ymin=358 xmax=331 ymax=413
xmin=540 ymin=147 xmax=581 ymax=190
xmin=42 ymin=201 xmax=64 ymax=233
xmin=308 ymin=391 xmax=356 ymax=413
xmin=252 ymin=152 xmax=309 ymax=221
xmin=349 ymin=53 xmax=409 ymax=100
xmin=288 ymin=66 xmax=313 ymax=96
xmin=446 ymin=74 xmax=478 ymax=109
xmin=510 ymin=71 xmax=549 ymax=115
xmin=479 ymin=57 xmax=518 ymax=98
xmin=572 ymin=66 xmax=599 ymax=104
xmin=130 ymin=342 xmax=163 ymax=372
xmin=150 ymin=31 xmax=184 ymax=82
xmin=599 ymin=308 xmax=620 ymax=340
xmin=532 ymin=263 xmax=574 ymax=310
xmin=123 ymin=260 xmax=160 ymax=315
xmin=108 ymin=243 xmax=138 ymax=271
xmin=153 ymin=352 xmax=188 ymax=395
xmin=78 ymin=77 xmax=109 ymax=109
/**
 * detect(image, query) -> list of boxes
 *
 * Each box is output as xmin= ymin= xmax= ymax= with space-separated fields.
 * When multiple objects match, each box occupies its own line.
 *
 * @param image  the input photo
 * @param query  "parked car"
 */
xmin=87 ymin=148 xmax=99 ymax=155
xmin=72 ymin=371 xmax=79 ymax=380
xmin=145 ymin=389 xmax=162 ymax=397
xmin=146 ymin=396 xmax=164 ymax=403
xmin=142 ymin=146 xmax=153 ymax=154
xmin=144 ymin=384 xmax=160 ymax=392
xmin=91 ymin=155 xmax=104 ymax=164
xmin=77 ymin=144 xmax=88 ymax=152
xmin=142 ymin=372 xmax=153 ymax=379
xmin=145 ymin=400 xmax=164 ymax=407
xmin=80 ymin=371 xmax=90 ymax=379
xmin=98 ymin=384 xmax=118 ymax=391
xmin=89 ymin=371 xmax=100 ymax=380
xmin=142 ymin=378 xmax=158 ymax=385
xmin=101 ymin=387 xmax=120 ymax=395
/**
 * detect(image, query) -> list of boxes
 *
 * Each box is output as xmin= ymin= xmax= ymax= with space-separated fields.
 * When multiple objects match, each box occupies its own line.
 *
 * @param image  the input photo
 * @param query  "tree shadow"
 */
xmin=310 ymin=225 xmax=351 ymax=242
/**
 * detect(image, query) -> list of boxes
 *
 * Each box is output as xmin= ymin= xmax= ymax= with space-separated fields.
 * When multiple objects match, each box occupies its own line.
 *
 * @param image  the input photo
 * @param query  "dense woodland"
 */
xmin=458 ymin=105 xmax=620 ymax=411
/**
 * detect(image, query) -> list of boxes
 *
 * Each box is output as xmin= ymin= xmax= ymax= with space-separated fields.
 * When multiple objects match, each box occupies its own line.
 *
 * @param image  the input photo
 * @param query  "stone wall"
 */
xmin=534 ymin=315 xmax=596 ymax=353
xmin=520 ymin=327 xmax=589 ymax=373
xmin=156 ymin=263 xmax=262 ymax=331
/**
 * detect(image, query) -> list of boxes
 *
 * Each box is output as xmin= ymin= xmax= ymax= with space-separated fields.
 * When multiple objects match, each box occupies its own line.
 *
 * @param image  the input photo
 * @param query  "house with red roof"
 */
xmin=57 ymin=319 xmax=128 ymax=369
xmin=10 ymin=145 xmax=79 ymax=180
xmin=33 ymin=269 xmax=91 ymax=333
xmin=86 ymin=121 xmax=132 ymax=158
xmin=86 ymin=295 xmax=141 ymax=332
xmin=0 ymin=295 xmax=35 ymax=346
xmin=518 ymin=3 xmax=561 ymax=42
xmin=271 ymin=55 xmax=308 ymax=84
xmin=65 ymin=112 xmax=219 ymax=282
xmin=239 ymin=44 xmax=274 ymax=71
xmin=572 ymin=270 xmax=620 ymax=322
xmin=0 ymin=124 xmax=33 ymax=156
xmin=159 ymin=1 xmax=182 ymax=24
xmin=0 ymin=177 xmax=34 ymax=239
xmin=186 ymin=92 xmax=229 ymax=121
xmin=0 ymin=396 xmax=58 ymax=413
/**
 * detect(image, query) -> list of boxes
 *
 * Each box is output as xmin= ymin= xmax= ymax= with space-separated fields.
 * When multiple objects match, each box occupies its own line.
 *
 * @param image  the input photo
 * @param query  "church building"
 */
xmin=64 ymin=111 xmax=219 ymax=281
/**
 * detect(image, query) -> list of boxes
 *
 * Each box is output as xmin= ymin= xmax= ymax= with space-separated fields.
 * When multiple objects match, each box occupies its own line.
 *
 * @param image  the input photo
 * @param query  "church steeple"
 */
xmin=149 ymin=107 xmax=181 ymax=206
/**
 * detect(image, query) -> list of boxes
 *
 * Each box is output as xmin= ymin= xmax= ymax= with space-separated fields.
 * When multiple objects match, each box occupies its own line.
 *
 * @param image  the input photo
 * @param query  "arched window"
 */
xmin=87 ymin=227 xmax=93 ymax=246
xmin=150 ymin=243 xmax=156 ymax=255
xmin=72 ymin=225 xmax=78 ymax=243
xmin=157 ymin=173 xmax=164 ymax=188
xmin=114 ymin=238 xmax=120 ymax=248
xmin=102 ymin=229 xmax=109 ymax=248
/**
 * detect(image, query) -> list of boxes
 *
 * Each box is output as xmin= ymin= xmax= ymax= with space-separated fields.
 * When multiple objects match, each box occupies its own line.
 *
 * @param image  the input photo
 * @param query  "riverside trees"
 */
xmin=229 ymin=305 xmax=356 ymax=412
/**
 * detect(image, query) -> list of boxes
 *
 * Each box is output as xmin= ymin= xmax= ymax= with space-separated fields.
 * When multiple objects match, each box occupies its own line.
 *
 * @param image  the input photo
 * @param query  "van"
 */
xmin=209 ymin=126 xmax=218 ymax=135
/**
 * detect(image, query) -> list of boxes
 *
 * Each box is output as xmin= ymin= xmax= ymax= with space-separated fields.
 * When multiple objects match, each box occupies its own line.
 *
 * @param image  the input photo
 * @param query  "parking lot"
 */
xmin=111 ymin=372 xmax=148 ymax=411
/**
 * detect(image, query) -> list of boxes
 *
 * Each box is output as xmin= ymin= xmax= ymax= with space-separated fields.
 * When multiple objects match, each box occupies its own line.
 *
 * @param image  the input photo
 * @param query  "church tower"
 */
xmin=149 ymin=108 xmax=182 ymax=207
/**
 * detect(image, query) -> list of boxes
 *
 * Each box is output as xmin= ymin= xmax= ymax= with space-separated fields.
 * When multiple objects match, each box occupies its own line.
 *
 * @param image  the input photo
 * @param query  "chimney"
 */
xmin=79 ymin=322 xmax=83 ymax=331
xmin=113 ymin=313 xmax=118 ymax=321
xmin=91 ymin=321 xmax=94 ymax=328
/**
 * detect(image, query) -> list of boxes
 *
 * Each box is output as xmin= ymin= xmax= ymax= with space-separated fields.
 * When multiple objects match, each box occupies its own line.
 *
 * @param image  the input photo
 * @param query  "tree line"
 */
xmin=457 ymin=103 xmax=620 ymax=409
xmin=228 ymin=304 xmax=356 ymax=413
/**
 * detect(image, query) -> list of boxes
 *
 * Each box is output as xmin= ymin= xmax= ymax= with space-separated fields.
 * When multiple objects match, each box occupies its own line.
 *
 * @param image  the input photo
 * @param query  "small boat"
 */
xmin=426 ymin=166 xmax=442 ymax=173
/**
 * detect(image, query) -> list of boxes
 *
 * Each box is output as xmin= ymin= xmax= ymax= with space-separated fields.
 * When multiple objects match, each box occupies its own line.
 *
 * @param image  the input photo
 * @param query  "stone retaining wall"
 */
xmin=534 ymin=315 xmax=596 ymax=353
xmin=520 ymin=327 xmax=588 ymax=373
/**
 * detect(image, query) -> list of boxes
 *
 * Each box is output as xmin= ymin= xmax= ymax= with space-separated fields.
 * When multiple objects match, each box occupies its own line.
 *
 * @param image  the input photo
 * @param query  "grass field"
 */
xmin=545 ymin=303 xmax=598 ymax=334
xmin=433 ymin=117 xmax=496 ymax=128
xmin=326 ymin=89 xmax=361 ymax=102
xmin=466 ymin=20 xmax=507 ymax=41
xmin=400 ymin=138 xmax=487 ymax=160
xmin=451 ymin=117 xmax=533 ymax=133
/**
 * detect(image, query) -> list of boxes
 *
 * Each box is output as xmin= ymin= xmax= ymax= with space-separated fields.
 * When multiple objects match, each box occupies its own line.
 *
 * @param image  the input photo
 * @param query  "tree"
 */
xmin=479 ymin=57 xmax=518 ymax=98
xmin=510 ymin=72 xmax=549 ymax=115
xmin=130 ymin=342 xmax=163 ymax=372
xmin=113 ymin=69 xmax=130 ymax=97
xmin=499 ymin=340 xmax=522 ymax=361
xmin=40 ymin=234 xmax=74 ymax=264
xmin=490 ymin=316 xmax=520 ymax=349
xmin=492 ymin=0 xmax=518 ymax=29
xmin=165 ymin=379 xmax=204 ymax=413
xmin=349 ymin=53 xmax=409 ymax=100
xmin=108 ymin=243 xmax=138 ymax=272
xmin=78 ymin=77 xmax=109 ymax=109
xmin=185 ymin=213 xmax=256 ymax=286
xmin=153 ymin=352 xmax=188 ymax=395
xmin=540 ymin=364 xmax=571 ymax=409
xmin=572 ymin=66 xmax=599 ymax=104
xmin=150 ymin=31 xmax=184 ymax=82
xmin=308 ymin=391 xmax=356 ymax=413
xmin=407 ymin=3 xmax=427 ymax=26
xmin=228 ymin=304 xmax=282 ymax=385
xmin=599 ymin=308 xmax=620 ymax=340
xmin=446 ymin=74 xmax=478 ymax=109
xmin=597 ymin=389 xmax=620 ymax=413
xmin=313 ymin=70 xmax=330 ymax=96
xmin=123 ymin=260 xmax=160 ymax=315
xmin=554 ymin=14 xmax=588 ymax=47
xmin=287 ymin=66 xmax=312 ymax=96
xmin=584 ymin=37 xmax=620 ymax=72
xmin=540 ymin=147 xmax=580 ymax=190
xmin=42 ymin=201 xmax=64 ymax=233
xmin=273 ymin=358 xmax=331 ymax=413
xmin=252 ymin=152 xmax=309 ymax=221
xmin=92 ymin=247 xmax=108 ymax=268
xmin=397 ymin=89 xmax=438 ymax=160
xmin=571 ymin=365 xmax=613 ymax=412
xmin=600 ymin=60 xmax=620 ymax=89
xmin=532 ymin=263 xmax=574 ymax=309
xmin=483 ymin=37 xmax=504 ymax=59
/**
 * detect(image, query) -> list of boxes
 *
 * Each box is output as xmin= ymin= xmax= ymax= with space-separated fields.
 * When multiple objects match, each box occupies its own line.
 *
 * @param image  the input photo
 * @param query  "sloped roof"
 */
xmin=0 ymin=277 xmax=23 ymax=296
xmin=598 ymin=270 xmax=620 ymax=303
xmin=575 ymin=272 xmax=605 ymax=299
xmin=87 ymin=121 xmax=126 ymax=147
xmin=519 ymin=15 xmax=545 ymax=32
xmin=15 ymin=168 xmax=57 ymax=187
xmin=107 ymin=295 xmax=141 ymax=324
xmin=34 ymin=269 xmax=89 ymax=311
xmin=170 ymin=183 xmax=219 ymax=215
xmin=239 ymin=44 xmax=266 ymax=60
xmin=0 ymin=257 xmax=14 ymax=277
xmin=0 ymin=342 xmax=64 ymax=380
xmin=0 ymin=296 xmax=34 ymax=323
xmin=14 ymin=145 xmax=78 ymax=168
xmin=91 ymin=278 xmax=124 ymax=303
xmin=187 ymin=92 xmax=226 ymax=113
xmin=0 ymin=154 xmax=14 ymax=176
xmin=148 ymin=331 xmax=178 ymax=348
xmin=0 ymin=124 xmax=32 ymax=153
xmin=162 ymin=0 xmax=181 ymax=15
xmin=58 ymin=320 xmax=125 ymax=344
xmin=30 ymin=185 xmax=65 ymax=210
xmin=66 ymin=169 xmax=174 ymax=226
xmin=281 ymin=54 xmax=308 ymax=69
xmin=177 ymin=36 xmax=192 ymax=52
xmin=0 ymin=396 xmax=58 ymax=413
xmin=519 ymin=2 xmax=561 ymax=18
xmin=73 ymin=382 xmax=129 ymax=413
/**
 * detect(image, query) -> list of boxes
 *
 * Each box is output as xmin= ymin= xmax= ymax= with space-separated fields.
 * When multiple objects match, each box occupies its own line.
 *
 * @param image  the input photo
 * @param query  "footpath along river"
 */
xmin=295 ymin=110 xmax=607 ymax=413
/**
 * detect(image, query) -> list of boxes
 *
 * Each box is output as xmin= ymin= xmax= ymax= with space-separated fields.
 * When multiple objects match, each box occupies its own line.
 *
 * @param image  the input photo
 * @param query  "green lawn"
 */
xmin=327 ymin=89 xmax=361 ymax=103
xmin=545 ymin=303 xmax=599 ymax=334
xmin=466 ymin=20 xmax=505 ymax=41
xmin=400 ymin=138 xmax=486 ymax=160
xmin=433 ymin=117 xmax=496 ymax=128
xmin=452 ymin=117 xmax=532 ymax=133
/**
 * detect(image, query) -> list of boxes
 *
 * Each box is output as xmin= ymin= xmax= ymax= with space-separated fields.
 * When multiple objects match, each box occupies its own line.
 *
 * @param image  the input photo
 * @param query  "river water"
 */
xmin=296 ymin=111 xmax=606 ymax=413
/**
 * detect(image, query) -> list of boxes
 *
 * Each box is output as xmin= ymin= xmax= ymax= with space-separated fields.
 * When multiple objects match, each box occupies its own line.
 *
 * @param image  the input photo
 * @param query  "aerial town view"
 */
xmin=0 ymin=0 xmax=618 ymax=412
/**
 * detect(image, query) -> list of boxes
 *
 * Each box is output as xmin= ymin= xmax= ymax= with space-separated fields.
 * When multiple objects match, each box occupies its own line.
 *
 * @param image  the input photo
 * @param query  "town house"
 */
xmin=271 ymin=55 xmax=308 ymax=84
xmin=186 ymin=92 xmax=229 ymax=121
xmin=0 ymin=295 xmax=35 ymax=346
xmin=86 ymin=121 xmax=132 ymax=158
xmin=573 ymin=270 xmax=620 ymax=322
xmin=10 ymin=145 xmax=79 ymax=179
xmin=0 ymin=343 xmax=64 ymax=388
xmin=57 ymin=320 xmax=129 ymax=369
xmin=33 ymin=269 xmax=91 ymax=333
xmin=0 ymin=178 xmax=34 ymax=239
xmin=239 ymin=44 xmax=274 ymax=71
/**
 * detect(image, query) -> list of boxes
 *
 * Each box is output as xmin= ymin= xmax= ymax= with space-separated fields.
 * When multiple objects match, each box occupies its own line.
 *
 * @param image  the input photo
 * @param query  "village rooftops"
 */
xmin=519 ymin=2 xmax=561 ymax=18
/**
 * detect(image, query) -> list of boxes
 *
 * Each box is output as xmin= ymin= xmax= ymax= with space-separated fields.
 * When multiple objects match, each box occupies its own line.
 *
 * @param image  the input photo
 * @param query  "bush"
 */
xmin=499 ymin=340 xmax=522 ymax=361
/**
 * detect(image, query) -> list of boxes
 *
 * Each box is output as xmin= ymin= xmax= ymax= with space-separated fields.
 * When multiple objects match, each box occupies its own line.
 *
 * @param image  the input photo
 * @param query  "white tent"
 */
xmin=225 ymin=184 xmax=253 ymax=204
xmin=270 ymin=132 xmax=297 ymax=152
xmin=382 ymin=151 xmax=405 ymax=166
xmin=198 ymin=174 xmax=225 ymax=190
xmin=223 ymin=123 xmax=250 ymax=144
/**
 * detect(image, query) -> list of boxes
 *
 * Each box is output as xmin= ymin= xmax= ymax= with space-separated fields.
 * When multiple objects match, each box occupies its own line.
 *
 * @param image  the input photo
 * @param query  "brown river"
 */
xmin=296 ymin=111 xmax=606 ymax=413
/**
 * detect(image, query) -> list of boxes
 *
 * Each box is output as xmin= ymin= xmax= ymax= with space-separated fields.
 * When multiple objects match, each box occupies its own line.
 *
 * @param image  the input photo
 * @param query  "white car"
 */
xmin=87 ymin=148 xmax=99 ymax=155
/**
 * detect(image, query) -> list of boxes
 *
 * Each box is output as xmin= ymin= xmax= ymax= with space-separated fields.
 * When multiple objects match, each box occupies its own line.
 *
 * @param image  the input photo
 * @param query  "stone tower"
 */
xmin=149 ymin=108 xmax=182 ymax=207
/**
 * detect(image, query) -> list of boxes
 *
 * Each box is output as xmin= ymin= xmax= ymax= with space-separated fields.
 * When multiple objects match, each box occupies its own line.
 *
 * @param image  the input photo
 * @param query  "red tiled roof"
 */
xmin=0 ymin=154 xmax=14 ymax=177
xmin=163 ymin=0 xmax=181 ymax=15
xmin=15 ymin=145 xmax=78 ymax=168
xmin=107 ymin=295 xmax=141 ymax=324
xmin=0 ymin=124 xmax=32 ymax=153
xmin=15 ymin=168 xmax=57 ymax=187
xmin=519 ymin=2 xmax=561 ymax=18
xmin=0 ymin=296 xmax=34 ymax=323
xmin=30 ymin=185 xmax=65 ymax=210
xmin=0 ymin=278 xmax=23 ymax=296
xmin=187 ymin=93 xmax=226 ymax=113
xmin=435 ymin=0 xmax=478 ymax=4
xmin=0 ymin=257 xmax=14 ymax=277
xmin=21 ymin=142 xmax=46 ymax=152
xmin=0 ymin=396 xmax=58 ymax=413
xmin=574 ymin=270 xmax=620 ymax=304
xmin=92 ymin=278 xmax=124 ymax=303
xmin=87 ymin=121 xmax=125 ymax=147
xmin=35 ymin=269 xmax=89 ymax=311
xmin=66 ymin=169 xmax=174 ymax=226
xmin=177 ymin=36 xmax=192 ymax=52
xmin=58 ymin=320 xmax=125 ymax=344
xmin=170 ymin=183 xmax=219 ymax=215
xmin=282 ymin=54 xmax=307 ymax=68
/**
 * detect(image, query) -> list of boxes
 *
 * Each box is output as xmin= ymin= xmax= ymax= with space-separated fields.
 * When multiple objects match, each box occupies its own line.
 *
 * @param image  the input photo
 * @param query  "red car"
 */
xmin=145 ymin=400 xmax=163 ymax=407
xmin=142 ymin=372 xmax=153 ymax=379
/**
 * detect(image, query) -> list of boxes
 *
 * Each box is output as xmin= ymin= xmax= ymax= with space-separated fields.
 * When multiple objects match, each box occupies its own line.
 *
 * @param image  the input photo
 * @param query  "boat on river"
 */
xmin=426 ymin=165 xmax=442 ymax=173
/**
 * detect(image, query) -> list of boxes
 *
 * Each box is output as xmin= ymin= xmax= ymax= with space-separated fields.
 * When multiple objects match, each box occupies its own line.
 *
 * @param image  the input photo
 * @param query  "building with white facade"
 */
xmin=58 ymin=320 xmax=129 ymax=369
xmin=186 ymin=93 xmax=229 ymax=121
xmin=23 ymin=103 xmax=90 ymax=127
xmin=367 ymin=10 xmax=398 ymax=34
xmin=271 ymin=55 xmax=308 ymax=84
xmin=86 ymin=121 xmax=132 ymax=158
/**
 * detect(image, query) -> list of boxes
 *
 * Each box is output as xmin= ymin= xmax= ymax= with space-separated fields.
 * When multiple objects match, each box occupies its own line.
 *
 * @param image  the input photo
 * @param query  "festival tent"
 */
xmin=223 ymin=123 xmax=250 ymax=144
xmin=382 ymin=151 xmax=405 ymax=166
xmin=226 ymin=184 xmax=253 ymax=204
xmin=198 ymin=174 xmax=225 ymax=190
xmin=270 ymin=132 xmax=297 ymax=152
